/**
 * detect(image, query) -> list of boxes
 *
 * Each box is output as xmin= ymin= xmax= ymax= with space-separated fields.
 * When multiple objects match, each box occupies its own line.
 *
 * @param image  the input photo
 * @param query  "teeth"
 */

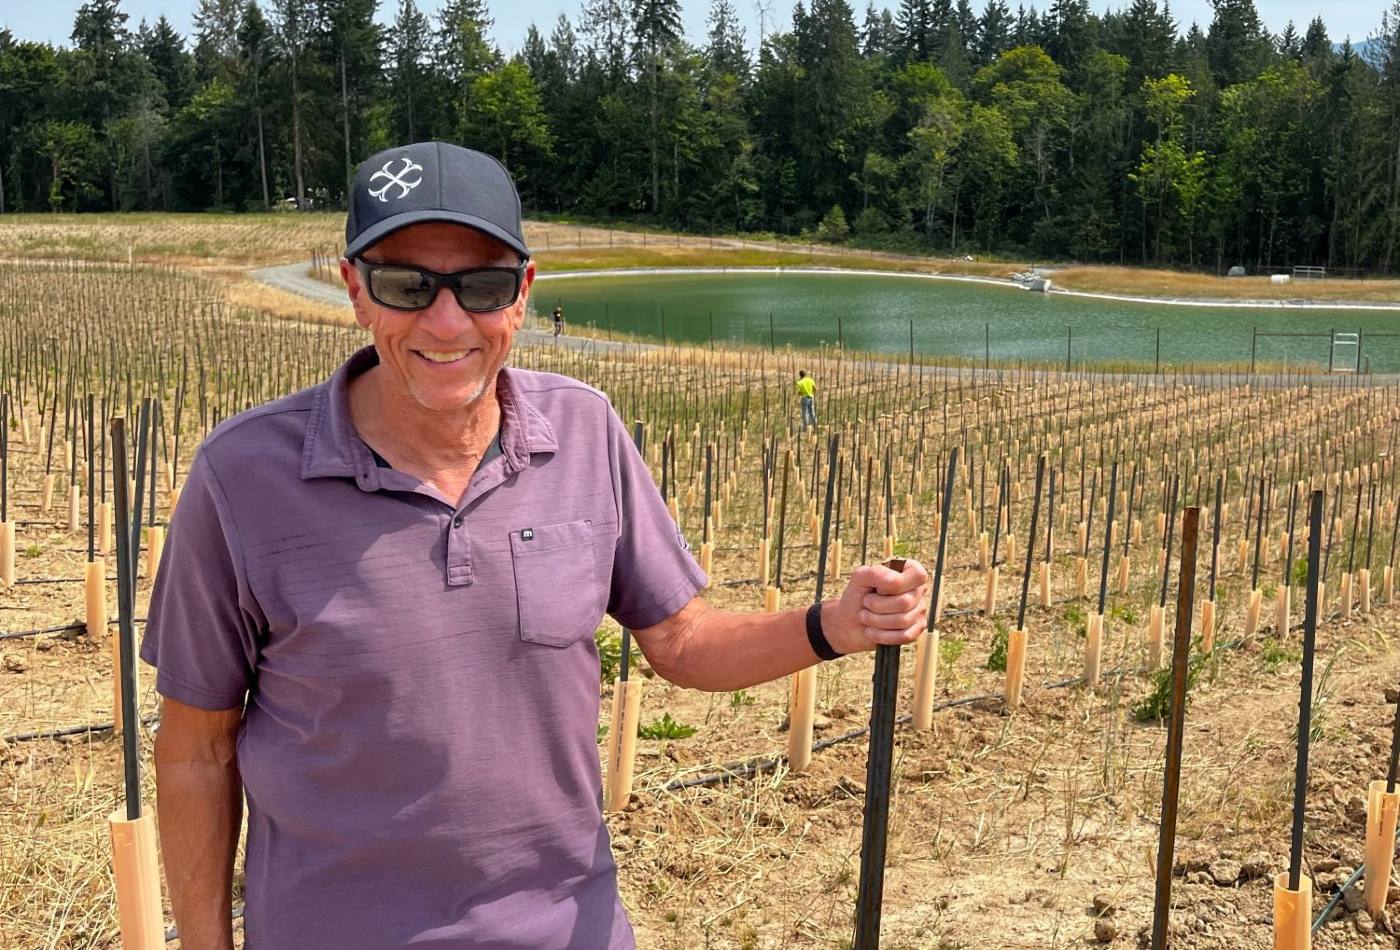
xmin=419 ymin=350 xmax=467 ymax=363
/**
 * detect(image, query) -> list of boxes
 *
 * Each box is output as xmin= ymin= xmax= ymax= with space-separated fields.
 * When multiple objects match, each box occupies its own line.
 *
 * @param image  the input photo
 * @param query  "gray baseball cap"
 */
xmin=344 ymin=142 xmax=530 ymax=261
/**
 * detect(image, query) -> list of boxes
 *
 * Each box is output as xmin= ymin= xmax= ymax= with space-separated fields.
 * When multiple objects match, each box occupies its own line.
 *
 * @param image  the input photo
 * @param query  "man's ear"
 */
xmin=509 ymin=260 xmax=537 ymax=330
xmin=341 ymin=258 xmax=373 ymax=330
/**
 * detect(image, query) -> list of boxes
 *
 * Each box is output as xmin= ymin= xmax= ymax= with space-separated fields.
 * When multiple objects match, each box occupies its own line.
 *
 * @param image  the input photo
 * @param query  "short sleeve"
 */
xmin=139 ymin=450 xmax=265 ymax=710
xmin=606 ymin=414 xmax=707 ymax=630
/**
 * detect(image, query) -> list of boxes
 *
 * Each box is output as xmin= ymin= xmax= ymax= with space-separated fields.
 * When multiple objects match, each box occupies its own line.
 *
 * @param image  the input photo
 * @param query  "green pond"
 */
xmin=532 ymin=270 xmax=1400 ymax=372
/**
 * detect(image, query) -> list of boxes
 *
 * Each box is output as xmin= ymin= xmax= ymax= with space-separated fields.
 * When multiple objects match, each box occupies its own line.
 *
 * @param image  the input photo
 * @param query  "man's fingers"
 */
xmin=859 ymin=605 xmax=926 ymax=630
xmin=851 ymin=559 xmax=928 ymax=595
xmin=861 ymin=588 xmax=924 ymax=614
xmin=864 ymin=624 xmax=925 ymax=646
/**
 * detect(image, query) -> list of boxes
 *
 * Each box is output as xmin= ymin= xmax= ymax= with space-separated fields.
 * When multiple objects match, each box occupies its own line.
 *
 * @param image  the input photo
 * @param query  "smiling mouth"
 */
xmin=414 ymin=349 xmax=473 ymax=365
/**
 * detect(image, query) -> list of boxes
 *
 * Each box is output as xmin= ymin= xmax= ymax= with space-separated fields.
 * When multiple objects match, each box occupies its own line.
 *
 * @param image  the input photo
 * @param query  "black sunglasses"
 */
xmin=354 ymin=259 xmax=528 ymax=313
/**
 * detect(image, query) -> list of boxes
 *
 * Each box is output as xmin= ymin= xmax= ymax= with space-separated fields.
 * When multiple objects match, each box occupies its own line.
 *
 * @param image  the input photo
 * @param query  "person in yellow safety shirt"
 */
xmin=795 ymin=369 xmax=817 ymax=430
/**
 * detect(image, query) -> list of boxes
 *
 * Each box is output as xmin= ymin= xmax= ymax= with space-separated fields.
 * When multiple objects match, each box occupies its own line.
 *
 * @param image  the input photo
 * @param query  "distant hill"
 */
xmin=1347 ymin=37 xmax=1386 ymax=65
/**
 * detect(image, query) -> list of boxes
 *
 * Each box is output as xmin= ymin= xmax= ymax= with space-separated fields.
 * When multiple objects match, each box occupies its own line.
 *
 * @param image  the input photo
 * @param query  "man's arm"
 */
xmin=631 ymin=560 xmax=929 ymax=692
xmin=154 ymin=697 xmax=243 ymax=950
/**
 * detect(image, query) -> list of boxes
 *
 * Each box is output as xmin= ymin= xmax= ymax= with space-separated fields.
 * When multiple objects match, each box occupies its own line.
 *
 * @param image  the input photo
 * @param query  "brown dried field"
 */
xmin=3 ymin=249 xmax=1400 ymax=950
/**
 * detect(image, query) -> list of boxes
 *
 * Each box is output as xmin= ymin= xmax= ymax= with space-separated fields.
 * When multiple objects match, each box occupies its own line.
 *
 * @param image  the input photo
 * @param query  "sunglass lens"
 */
xmin=453 ymin=271 xmax=518 ymax=312
xmin=369 ymin=266 xmax=435 ymax=309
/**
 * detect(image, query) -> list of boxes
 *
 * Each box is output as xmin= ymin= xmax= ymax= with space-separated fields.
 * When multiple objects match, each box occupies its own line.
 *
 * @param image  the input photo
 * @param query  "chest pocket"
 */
xmin=509 ymin=520 xmax=603 ymax=648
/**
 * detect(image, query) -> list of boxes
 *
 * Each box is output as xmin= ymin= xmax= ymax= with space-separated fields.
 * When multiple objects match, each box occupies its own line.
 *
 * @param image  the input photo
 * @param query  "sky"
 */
xmin=2 ymin=0 xmax=1391 ymax=54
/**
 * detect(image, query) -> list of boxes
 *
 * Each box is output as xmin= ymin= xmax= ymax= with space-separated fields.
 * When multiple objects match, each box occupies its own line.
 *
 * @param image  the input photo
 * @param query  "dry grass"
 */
xmin=1052 ymin=265 xmax=1400 ymax=304
xmin=10 ymin=212 xmax=1398 ymax=307
xmin=218 ymin=271 xmax=355 ymax=327
xmin=4 ymin=254 xmax=1400 ymax=948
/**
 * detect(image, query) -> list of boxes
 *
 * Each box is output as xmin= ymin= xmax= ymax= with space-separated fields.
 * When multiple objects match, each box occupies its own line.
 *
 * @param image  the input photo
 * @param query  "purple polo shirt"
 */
xmin=141 ymin=346 xmax=706 ymax=949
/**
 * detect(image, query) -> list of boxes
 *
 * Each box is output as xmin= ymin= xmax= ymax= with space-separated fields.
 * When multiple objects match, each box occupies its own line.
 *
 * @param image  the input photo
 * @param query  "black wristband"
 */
xmin=805 ymin=602 xmax=843 ymax=661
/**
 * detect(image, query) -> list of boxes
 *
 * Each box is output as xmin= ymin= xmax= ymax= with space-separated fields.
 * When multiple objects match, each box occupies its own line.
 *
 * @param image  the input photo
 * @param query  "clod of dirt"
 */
xmin=1093 ymin=918 xmax=1118 ymax=943
xmin=35 ymin=640 xmax=53 ymax=653
xmin=1355 ymin=914 xmax=1375 ymax=936
xmin=812 ymin=714 xmax=832 ymax=731
xmin=1209 ymin=861 xmax=1241 ymax=887
xmin=1384 ymin=687 xmax=1399 ymax=703
xmin=1240 ymin=854 xmax=1272 ymax=881
xmin=1174 ymin=856 xmax=1211 ymax=877
xmin=1342 ymin=885 xmax=1365 ymax=914
xmin=611 ymin=835 xmax=635 ymax=853
xmin=1092 ymin=894 xmax=1118 ymax=916
xmin=1314 ymin=858 xmax=1341 ymax=873
xmin=1187 ymin=871 xmax=1213 ymax=886
xmin=1345 ymin=796 xmax=1369 ymax=826
xmin=834 ymin=775 xmax=865 ymax=797
xmin=3 ymin=654 xmax=26 ymax=673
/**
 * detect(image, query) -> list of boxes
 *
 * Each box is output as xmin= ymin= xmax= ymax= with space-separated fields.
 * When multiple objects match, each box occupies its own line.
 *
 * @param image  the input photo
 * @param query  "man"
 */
xmin=553 ymin=305 xmax=565 ymax=337
xmin=143 ymin=142 xmax=929 ymax=950
xmin=796 ymin=369 xmax=818 ymax=430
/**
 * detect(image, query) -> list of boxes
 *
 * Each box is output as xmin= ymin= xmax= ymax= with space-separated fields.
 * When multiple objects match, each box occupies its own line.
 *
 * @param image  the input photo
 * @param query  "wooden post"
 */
xmin=98 ymin=501 xmax=112 ymax=556
xmin=913 ymin=452 xmax=959 ymax=731
xmin=1273 ymin=490 xmax=1323 ymax=950
xmin=1244 ymin=588 xmax=1262 ymax=639
xmin=791 ymin=435 xmax=841 ymax=774
xmin=1363 ymin=780 xmax=1400 ymax=918
xmin=108 ymin=414 xmax=164 ymax=950
xmin=1006 ymin=455 xmax=1047 ymax=709
xmin=0 ymin=520 xmax=13 ymax=587
xmin=1149 ymin=507 xmax=1200 ymax=950
xmin=1083 ymin=613 xmax=1103 ymax=686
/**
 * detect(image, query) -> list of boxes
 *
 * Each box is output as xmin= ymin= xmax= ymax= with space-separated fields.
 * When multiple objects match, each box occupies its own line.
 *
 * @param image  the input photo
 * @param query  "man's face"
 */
xmin=341 ymin=222 xmax=535 ymax=413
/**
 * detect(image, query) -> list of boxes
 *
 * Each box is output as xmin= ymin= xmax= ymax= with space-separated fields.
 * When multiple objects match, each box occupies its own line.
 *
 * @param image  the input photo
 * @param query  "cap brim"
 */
xmin=345 ymin=210 xmax=530 ymax=261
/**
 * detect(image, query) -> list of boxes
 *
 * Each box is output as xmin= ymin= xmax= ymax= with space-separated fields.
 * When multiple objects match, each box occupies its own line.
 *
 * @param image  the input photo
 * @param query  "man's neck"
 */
xmin=349 ymin=365 xmax=502 ymax=479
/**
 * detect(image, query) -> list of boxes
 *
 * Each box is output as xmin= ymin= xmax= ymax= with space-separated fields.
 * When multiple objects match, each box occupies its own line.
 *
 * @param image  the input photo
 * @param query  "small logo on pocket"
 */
xmin=521 ymin=528 xmax=535 ymax=540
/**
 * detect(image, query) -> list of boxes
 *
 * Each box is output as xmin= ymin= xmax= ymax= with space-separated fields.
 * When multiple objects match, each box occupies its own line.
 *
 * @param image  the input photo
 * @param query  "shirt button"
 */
xmin=453 ymin=515 xmax=464 ymax=528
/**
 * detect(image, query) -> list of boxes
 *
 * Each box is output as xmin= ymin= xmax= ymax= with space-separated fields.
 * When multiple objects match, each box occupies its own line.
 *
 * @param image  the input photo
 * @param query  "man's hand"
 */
xmin=822 ymin=559 xmax=931 ymax=655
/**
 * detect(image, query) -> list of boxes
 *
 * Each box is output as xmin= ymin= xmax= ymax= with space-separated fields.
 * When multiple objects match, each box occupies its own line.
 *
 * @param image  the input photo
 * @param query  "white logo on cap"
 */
xmin=368 ymin=157 xmax=424 ymax=202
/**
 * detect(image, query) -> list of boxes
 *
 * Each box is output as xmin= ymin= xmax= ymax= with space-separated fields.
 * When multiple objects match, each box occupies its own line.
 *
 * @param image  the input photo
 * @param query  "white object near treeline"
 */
xmin=1271 ymin=273 xmax=1291 ymax=285
xmin=1227 ymin=265 xmax=1246 ymax=277
xmin=1028 ymin=276 xmax=1052 ymax=292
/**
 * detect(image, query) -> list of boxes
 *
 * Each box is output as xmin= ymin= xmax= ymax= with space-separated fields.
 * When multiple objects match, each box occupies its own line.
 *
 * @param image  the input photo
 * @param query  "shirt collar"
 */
xmin=300 ymin=346 xmax=557 ymax=491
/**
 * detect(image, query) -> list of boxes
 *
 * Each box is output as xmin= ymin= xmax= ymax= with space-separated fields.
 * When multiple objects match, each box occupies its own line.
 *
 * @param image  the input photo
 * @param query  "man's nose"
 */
xmin=415 ymin=287 xmax=477 ymax=338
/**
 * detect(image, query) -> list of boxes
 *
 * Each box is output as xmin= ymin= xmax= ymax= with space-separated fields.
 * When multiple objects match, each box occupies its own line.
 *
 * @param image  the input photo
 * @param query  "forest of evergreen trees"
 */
xmin=5 ymin=0 xmax=1400 ymax=273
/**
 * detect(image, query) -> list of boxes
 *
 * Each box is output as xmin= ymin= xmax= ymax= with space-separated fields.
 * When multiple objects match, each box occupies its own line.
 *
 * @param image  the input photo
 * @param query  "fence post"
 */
xmin=1250 ymin=326 xmax=1257 ymax=375
xmin=1066 ymin=326 xmax=1072 ymax=373
xmin=985 ymin=322 xmax=990 ymax=371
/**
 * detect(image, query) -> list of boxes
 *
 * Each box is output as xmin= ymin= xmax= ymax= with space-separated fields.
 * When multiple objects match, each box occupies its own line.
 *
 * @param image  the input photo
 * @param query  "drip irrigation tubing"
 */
xmin=660 ymin=615 xmax=1320 ymax=795
xmin=12 ymin=575 xmax=121 ymax=586
xmin=1313 ymin=865 xmax=1366 ymax=933
xmin=4 ymin=714 xmax=158 ymax=745
xmin=0 ymin=617 xmax=144 ymax=642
